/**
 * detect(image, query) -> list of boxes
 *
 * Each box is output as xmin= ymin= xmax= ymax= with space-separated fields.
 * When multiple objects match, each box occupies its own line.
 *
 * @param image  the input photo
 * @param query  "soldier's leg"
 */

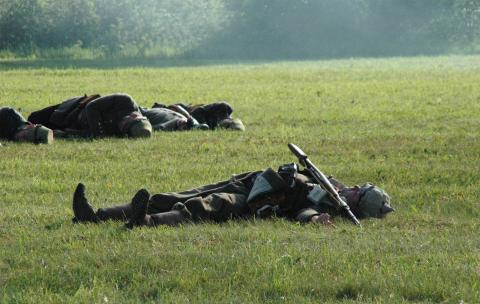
xmin=72 ymin=183 xmax=99 ymax=223
xmin=126 ymin=192 xmax=248 ymax=229
xmin=72 ymin=183 xmax=148 ymax=223
xmin=125 ymin=199 xmax=192 ymax=229
xmin=147 ymin=173 xmax=255 ymax=214
xmin=96 ymin=204 xmax=133 ymax=221
xmin=183 ymin=192 xmax=248 ymax=222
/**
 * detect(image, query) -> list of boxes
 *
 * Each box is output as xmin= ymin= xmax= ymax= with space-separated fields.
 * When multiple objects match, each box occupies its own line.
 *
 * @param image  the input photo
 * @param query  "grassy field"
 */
xmin=0 ymin=55 xmax=479 ymax=303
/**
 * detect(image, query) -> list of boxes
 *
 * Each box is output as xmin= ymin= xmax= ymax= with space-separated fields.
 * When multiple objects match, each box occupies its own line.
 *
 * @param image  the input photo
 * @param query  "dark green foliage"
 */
xmin=0 ymin=0 xmax=479 ymax=58
xmin=0 ymin=0 xmax=229 ymax=57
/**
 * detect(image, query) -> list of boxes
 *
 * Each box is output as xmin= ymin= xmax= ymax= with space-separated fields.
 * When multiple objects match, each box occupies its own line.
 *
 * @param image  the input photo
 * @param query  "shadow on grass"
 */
xmin=0 ymin=57 xmax=270 ymax=70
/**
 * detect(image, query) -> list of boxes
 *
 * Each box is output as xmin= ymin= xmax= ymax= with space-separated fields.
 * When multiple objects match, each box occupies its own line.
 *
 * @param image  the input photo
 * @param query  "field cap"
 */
xmin=219 ymin=118 xmax=245 ymax=131
xmin=357 ymin=184 xmax=394 ymax=218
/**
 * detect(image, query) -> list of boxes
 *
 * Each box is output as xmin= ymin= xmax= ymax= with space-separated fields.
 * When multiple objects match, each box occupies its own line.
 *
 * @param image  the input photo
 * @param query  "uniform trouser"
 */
xmin=96 ymin=171 xmax=259 ymax=222
xmin=0 ymin=107 xmax=30 ymax=140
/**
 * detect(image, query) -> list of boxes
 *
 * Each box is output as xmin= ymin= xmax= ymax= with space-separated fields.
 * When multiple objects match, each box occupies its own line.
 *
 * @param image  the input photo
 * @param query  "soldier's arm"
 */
xmin=85 ymin=98 xmax=106 ymax=137
xmin=84 ymin=95 xmax=122 ymax=137
xmin=311 ymin=213 xmax=335 ymax=226
xmin=294 ymin=208 xmax=334 ymax=226
xmin=169 ymin=104 xmax=199 ymax=128
xmin=152 ymin=117 xmax=188 ymax=131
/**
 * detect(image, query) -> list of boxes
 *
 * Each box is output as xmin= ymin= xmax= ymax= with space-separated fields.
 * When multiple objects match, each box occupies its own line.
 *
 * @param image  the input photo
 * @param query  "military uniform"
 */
xmin=168 ymin=102 xmax=233 ymax=129
xmin=282 ymin=172 xmax=345 ymax=222
xmin=73 ymin=164 xmax=394 ymax=227
xmin=148 ymin=169 xmax=391 ymax=224
xmin=91 ymin=164 xmax=372 ymax=222
xmin=0 ymin=107 xmax=30 ymax=140
xmin=29 ymin=94 xmax=149 ymax=137
xmin=146 ymin=171 xmax=261 ymax=221
xmin=140 ymin=107 xmax=189 ymax=131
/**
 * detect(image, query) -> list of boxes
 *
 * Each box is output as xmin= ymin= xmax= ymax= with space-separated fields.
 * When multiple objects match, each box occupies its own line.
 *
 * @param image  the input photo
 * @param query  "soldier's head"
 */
xmin=218 ymin=118 xmax=245 ymax=131
xmin=341 ymin=183 xmax=394 ymax=219
xmin=14 ymin=124 xmax=53 ymax=144
xmin=120 ymin=112 xmax=152 ymax=138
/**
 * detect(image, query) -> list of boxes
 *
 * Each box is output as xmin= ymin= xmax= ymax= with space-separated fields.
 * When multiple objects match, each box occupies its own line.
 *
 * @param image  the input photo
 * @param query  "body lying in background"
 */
xmin=0 ymin=106 xmax=53 ymax=144
xmin=151 ymin=101 xmax=245 ymax=131
xmin=28 ymin=95 xmax=244 ymax=138
xmin=28 ymin=93 xmax=152 ymax=139
xmin=140 ymin=105 xmax=209 ymax=131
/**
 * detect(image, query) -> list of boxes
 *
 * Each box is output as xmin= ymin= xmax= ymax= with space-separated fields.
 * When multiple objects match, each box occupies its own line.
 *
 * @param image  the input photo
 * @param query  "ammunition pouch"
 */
xmin=277 ymin=163 xmax=298 ymax=188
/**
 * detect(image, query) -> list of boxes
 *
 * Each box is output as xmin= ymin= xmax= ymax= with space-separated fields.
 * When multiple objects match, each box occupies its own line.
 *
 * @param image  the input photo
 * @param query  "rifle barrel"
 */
xmin=288 ymin=143 xmax=307 ymax=162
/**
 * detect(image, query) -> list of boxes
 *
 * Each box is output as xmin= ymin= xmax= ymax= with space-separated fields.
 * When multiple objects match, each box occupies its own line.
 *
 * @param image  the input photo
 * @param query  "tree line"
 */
xmin=0 ymin=0 xmax=479 ymax=59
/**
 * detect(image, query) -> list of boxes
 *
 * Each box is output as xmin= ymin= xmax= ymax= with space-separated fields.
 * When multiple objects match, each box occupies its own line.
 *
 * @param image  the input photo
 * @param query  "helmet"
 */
xmin=356 ymin=184 xmax=394 ymax=219
xmin=218 ymin=118 xmax=245 ymax=131
xmin=128 ymin=118 xmax=152 ymax=138
xmin=120 ymin=112 xmax=152 ymax=138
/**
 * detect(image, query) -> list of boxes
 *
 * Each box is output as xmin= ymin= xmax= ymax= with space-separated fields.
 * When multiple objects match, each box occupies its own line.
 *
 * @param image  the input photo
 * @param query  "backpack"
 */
xmin=49 ymin=94 xmax=100 ymax=128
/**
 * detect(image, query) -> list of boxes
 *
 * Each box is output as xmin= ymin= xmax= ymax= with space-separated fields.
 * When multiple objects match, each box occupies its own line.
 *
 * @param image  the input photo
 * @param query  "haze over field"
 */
xmin=0 ymin=0 xmax=479 ymax=60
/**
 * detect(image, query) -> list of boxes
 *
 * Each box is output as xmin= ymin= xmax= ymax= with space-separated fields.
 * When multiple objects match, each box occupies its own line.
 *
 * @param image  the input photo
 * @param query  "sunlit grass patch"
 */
xmin=1 ymin=55 xmax=479 ymax=303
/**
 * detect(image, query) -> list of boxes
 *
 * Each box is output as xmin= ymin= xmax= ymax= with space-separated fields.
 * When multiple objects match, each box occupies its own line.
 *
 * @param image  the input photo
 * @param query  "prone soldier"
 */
xmin=28 ymin=93 xmax=152 ymax=138
xmin=154 ymin=101 xmax=245 ymax=131
xmin=0 ymin=107 xmax=53 ymax=144
xmin=72 ymin=162 xmax=394 ymax=228
xmin=140 ymin=105 xmax=209 ymax=132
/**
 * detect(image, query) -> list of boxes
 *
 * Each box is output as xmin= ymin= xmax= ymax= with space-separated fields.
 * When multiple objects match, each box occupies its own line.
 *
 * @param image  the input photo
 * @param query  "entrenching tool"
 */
xmin=288 ymin=143 xmax=361 ymax=226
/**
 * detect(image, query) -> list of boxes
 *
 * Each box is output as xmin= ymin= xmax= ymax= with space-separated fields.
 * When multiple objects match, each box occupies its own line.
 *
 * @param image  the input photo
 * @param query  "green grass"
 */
xmin=1 ymin=55 xmax=479 ymax=303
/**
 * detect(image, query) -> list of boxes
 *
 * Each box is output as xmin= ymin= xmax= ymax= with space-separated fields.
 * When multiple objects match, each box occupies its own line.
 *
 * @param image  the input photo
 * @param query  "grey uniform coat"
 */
xmin=140 ymin=107 xmax=187 ymax=131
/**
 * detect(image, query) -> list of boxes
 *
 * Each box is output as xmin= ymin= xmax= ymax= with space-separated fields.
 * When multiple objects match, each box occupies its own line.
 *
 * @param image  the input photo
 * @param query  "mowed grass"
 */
xmin=0 ymin=56 xmax=479 ymax=303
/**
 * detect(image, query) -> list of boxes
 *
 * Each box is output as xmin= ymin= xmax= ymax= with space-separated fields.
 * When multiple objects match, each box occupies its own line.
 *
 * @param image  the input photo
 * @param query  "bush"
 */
xmin=0 ymin=0 xmax=479 ymax=59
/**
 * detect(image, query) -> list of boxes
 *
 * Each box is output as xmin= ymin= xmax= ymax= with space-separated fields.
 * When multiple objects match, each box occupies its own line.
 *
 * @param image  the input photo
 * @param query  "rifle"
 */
xmin=288 ymin=143 xmax=361 ymax=226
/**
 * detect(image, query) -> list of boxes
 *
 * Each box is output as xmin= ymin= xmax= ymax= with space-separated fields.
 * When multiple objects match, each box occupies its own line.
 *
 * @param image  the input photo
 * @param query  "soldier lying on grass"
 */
xmin=72 ymin=163 xmax=394 ymax=228
xmin=28 ymin=93 xmax=152 ymax=139
xmin=29 ymin=95 xmax=244 ymax=137
xmin=140 ymin=105 xmax=209 ymax=131
xmin=0 ymin=106 xmax=53 ymax=144
xmin=149 ymin=101 xmax=245 ymax=131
